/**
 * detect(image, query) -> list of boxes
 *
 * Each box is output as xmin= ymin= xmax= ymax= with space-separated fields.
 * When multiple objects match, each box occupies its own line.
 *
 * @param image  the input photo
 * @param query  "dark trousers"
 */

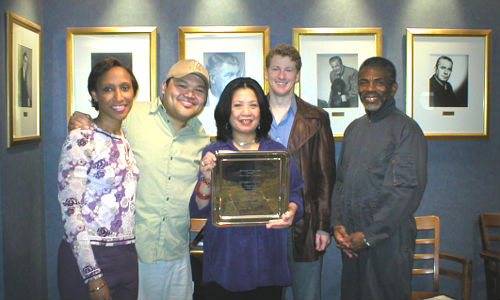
xmin=203 ymin=281 xmax=282 ymax=300
xmin=58 ymin=240 xmax=138 ymax=300
xmin=340 ymin=225 xmax=415 ymax=300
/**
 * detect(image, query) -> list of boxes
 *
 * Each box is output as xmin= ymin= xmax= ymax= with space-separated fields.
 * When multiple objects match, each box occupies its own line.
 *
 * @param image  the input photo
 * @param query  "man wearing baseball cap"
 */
xmin=69 ymin=59 xmax=210 ymax=299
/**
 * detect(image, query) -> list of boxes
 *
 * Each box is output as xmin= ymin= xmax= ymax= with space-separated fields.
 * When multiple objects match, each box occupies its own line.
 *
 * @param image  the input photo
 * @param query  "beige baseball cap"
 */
xmin=166 ymin=59 xmax=210 ymax=89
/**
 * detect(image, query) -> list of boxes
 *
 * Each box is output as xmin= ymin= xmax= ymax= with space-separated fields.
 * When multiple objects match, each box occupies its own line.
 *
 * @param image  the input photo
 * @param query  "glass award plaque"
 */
xmin=211 ymin=150 xmax=290 ymax=227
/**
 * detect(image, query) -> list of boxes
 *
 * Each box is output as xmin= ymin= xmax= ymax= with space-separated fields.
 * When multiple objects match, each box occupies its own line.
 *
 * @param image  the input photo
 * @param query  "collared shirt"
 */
xmin=122 ymin=97 xmax=209 ymax=263
xmin=269 ymin=96 xmax=297 ymax=147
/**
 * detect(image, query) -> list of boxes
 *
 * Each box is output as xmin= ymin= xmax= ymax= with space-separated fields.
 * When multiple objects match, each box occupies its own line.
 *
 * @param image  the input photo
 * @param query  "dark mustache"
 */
xmin=361 ymin=92 xmax=381 ymax=97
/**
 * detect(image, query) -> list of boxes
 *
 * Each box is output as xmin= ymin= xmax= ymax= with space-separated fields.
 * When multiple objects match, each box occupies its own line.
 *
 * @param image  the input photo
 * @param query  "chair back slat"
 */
xmin=416 ymin=238 xmax=436 ymax=245
xmin=414 ymin=254 xmax=435 ymax=260
xmin=413 ymin=268 xmax=434 ymax=275
xmin=190 ymin=218 xmax=207 ymax=232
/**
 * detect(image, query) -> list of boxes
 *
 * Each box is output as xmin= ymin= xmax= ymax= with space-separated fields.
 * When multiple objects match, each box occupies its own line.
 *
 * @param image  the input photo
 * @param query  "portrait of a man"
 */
xmin=204 ymin=53 xmax=244 ymax=101
xmin=429 ymin=55 xmax=468 ymax=107
xmin=316 ymin=54 xmax=358 ymax=108
xmin=19 ymin=46 xmax=32 ymax=107
xmin=328 ymin=56 xmax=358 ymax=108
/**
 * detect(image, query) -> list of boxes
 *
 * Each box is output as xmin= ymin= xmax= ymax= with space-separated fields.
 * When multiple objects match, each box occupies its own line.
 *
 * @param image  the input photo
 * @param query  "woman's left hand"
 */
xmin=266 ymin=203 xmax=297 ymax=229
xmin=199 ymin=152 xmax=216 ymax=180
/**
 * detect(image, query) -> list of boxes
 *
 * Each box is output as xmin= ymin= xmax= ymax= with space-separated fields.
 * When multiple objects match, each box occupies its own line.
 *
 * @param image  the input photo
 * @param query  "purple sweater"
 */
xmin=189 ymin=138 xmax=304 ymax=292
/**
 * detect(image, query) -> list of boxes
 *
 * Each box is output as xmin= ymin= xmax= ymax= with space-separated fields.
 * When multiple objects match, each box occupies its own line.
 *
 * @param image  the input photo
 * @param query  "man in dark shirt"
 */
xmin=331 ymin=57 xmax=427 ymax=299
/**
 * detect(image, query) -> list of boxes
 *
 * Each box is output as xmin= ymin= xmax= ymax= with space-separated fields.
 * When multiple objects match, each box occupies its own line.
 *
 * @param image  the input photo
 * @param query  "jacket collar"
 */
xmin=288 ymin=95 xmax=324 ymax=151
xmin=366 ymin=97 xmax=396 ymax=122
xmin=294 ymin=95 xmax=324 ymax=119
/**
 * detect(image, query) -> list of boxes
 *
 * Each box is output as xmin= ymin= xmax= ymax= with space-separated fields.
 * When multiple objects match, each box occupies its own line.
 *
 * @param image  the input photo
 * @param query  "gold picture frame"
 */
xmin=292 ymin=27 xmax=382 ymax=139
xmin=7 ymin=11 xmax=42 ymax=146
xmin=66 ymin=26 xmax=157 ymax=120
xmin=406 ymin=28 xmax=491 ymax=138
xmin=179 ymin=26 xmax=270 ymax=136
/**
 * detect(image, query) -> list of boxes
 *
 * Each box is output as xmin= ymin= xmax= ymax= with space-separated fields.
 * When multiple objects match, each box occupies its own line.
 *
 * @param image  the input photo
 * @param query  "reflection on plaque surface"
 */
xmin=211 ymin=150 xmax=290 ymax=227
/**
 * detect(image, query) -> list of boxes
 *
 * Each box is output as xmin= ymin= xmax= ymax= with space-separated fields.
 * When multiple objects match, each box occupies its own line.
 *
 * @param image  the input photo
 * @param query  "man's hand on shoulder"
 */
xmin=68 ymin=112 xmax=92 ymax=132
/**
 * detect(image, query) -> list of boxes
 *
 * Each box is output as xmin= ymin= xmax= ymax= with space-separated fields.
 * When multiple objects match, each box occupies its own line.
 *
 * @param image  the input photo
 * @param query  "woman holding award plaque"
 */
xmin=189 ymin=77 xmax=304 ymax=299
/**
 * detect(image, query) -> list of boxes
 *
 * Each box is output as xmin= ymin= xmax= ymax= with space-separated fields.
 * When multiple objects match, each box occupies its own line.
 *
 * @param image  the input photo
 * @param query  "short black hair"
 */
xmin=329 ymin=56 xmax=343 ymax=65
xmin=87 ymin=57 xmax=138 ymax=110
xmin=359 ymin=56 xmax=396 ymax=84
xmin=214 ymin=77 xmax=272 ymax=142
xmin=435 ymin=56 xmax=453 ymax=69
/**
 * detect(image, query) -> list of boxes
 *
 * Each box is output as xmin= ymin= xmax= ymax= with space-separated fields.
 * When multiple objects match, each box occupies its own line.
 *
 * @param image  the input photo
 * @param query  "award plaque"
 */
xmin=211 ymin=150 xmax=290 ymax=227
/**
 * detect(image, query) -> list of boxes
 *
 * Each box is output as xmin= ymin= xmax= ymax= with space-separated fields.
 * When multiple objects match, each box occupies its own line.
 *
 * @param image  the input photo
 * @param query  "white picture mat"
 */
xmin=184 ymin=33 xmax=265 ymax=136
xmin=12 ymin=22 xmax=40 ymax=139
xmin=72 ymin=34 xmax=152 ymax=118
xmin=299 ymin=34 xmax=377 ymax=137
xmin=408 ymin=36 xmax=486 ymax=135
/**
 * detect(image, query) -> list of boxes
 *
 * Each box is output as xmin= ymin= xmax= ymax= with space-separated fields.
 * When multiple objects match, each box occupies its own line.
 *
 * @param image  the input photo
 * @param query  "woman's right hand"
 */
xmin=68 ymin=111 xmax=92 ymax=132
xmin=88 ymin=277 xmax=111 ymax=300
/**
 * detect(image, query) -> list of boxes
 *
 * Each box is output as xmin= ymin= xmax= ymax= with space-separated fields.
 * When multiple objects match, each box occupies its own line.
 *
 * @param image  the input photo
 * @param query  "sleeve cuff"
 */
xmin=316 ymin=229 xmax=330 ymax=236
xmin=84 ymin=272 xmax=103 ymax=284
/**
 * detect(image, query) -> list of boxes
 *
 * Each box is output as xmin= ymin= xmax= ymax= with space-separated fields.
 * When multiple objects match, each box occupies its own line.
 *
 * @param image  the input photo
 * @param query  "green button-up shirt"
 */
xmin=122 ymin=97 xmax=209 ymax=263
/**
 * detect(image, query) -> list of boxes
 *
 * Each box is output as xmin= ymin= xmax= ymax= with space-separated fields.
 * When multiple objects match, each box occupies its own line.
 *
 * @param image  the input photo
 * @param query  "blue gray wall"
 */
xmin=0 ymin=0 xmax=46 ymax=299
xmin=1 ymin=0 xmax=498 ymax=299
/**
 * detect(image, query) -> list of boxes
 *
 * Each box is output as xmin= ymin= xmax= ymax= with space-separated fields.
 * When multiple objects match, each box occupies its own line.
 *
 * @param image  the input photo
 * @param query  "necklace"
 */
xmin=234 ymin=139 xmax=256 ymax=147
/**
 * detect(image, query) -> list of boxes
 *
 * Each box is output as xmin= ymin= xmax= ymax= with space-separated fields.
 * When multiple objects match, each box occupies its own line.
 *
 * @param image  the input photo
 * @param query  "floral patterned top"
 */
xmin=57 ymin=124 xmax=139 ymax=283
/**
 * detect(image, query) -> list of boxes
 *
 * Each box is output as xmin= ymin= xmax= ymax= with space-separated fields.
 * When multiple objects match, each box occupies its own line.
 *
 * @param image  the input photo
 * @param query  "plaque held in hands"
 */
xmin=211 ymin=150 xmax=290 ymax=227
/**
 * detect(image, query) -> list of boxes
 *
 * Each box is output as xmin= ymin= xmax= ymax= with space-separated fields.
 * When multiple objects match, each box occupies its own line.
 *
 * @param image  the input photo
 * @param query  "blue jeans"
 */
xmin=283 ymin=228 xmax=323 ymax=300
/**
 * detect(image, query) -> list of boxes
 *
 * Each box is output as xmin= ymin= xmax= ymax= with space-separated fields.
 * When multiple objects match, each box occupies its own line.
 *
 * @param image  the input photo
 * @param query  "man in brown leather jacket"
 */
xmin=265 ymin=44 xmax=336 ymax=300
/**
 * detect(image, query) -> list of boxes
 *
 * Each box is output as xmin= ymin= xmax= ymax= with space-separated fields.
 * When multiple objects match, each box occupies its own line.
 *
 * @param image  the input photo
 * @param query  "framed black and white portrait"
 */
xmin=204 ymin=52 xmax=246 ymax=101
xmin=179 ymin=26 xmax=269 ymax=136
xmin=7 ymin=12 xmax=42 ymax=146
xmin=66 ymin=26 xmax=157 ymax=120
xmin=316 ymin=54 xmax=359 ymax=109
xmin=406 ymin=28 xmax=491 ymax=138
xmin=292 ymin=27 xmax=382 ymax=139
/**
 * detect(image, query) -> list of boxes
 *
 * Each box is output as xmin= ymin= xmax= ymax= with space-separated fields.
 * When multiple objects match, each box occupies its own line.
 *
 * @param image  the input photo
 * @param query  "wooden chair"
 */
xmin=190 ymin=218 xmax=207 ymax=300
xmin=412 ymin=215 xmax=472 ymax=300
xmin=479 ymin=213 xmax=500 ymax=299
